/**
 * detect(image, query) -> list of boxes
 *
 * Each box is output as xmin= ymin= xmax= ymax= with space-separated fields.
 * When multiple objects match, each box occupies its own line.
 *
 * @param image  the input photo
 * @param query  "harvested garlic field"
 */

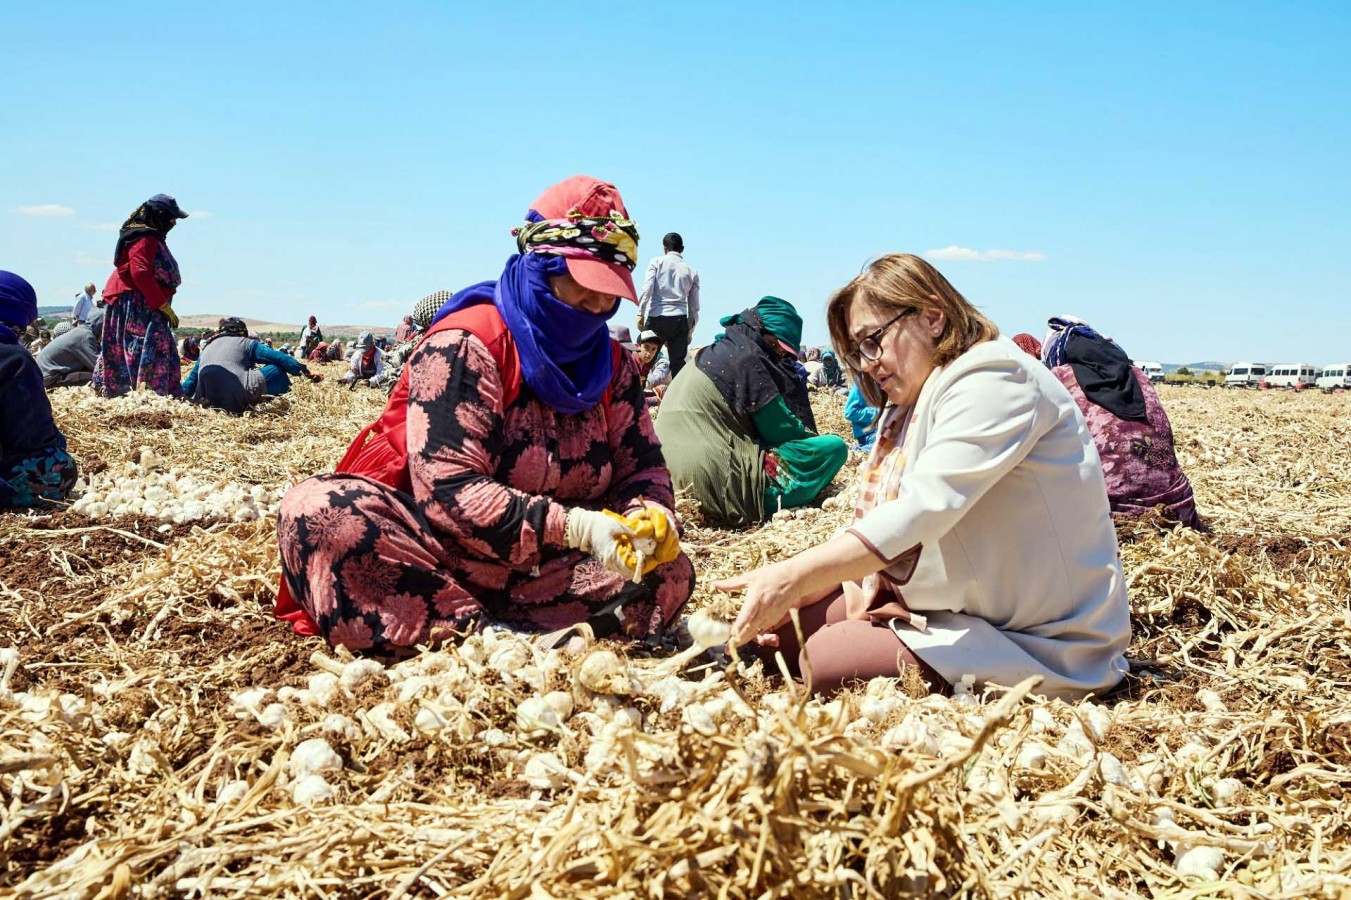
xmin=3 ymin=374 xmax=1351 ymax=899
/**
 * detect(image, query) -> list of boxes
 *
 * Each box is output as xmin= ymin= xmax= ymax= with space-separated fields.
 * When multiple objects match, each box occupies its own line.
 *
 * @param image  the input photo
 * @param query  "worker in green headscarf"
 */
xmin=656 ymin=296 xmax=848 ymax=526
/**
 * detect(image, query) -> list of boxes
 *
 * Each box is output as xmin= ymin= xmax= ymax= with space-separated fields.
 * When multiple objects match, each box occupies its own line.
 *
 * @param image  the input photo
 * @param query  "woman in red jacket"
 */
xmin=93 ymin=194 xmax=189 ymax=397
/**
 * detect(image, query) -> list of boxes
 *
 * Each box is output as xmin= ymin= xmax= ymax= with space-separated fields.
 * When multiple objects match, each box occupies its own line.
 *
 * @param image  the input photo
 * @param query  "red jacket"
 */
xmin=103 ymin=236 xmax=174 ymax=310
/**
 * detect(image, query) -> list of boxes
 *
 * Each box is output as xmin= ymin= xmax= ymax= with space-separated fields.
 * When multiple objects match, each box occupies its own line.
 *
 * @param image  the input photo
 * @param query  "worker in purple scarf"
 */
xmin=276 ymin=176 xmax=694 ymax=657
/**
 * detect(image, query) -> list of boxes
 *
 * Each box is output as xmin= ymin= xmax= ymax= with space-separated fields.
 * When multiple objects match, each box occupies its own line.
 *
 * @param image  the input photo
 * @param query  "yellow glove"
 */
xmin=604 ymin=508 xmax=681 ymax=577
xmin=161 ymin=304 xmax=180 ymax=329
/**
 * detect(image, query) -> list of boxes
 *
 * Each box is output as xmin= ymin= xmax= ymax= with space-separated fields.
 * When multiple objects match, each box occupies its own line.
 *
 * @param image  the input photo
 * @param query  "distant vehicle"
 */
xmin=1266 ymin=363 xmax=1318 ymax=388
xmin=1136 ymin=361 xmax=1166 ymax=383
xmin=1316 ymin=363 xmax=1351 ymax=391
xmin=1224 ymin=362 xmax=1269 ymax=387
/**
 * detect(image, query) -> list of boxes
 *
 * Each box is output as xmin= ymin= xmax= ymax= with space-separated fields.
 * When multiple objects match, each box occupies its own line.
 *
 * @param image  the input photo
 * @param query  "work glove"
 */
xmin=565 ymin=508 xmax=639 ymax=579
xmin=615 ymin=507 xmax=681 ymax=575
xmin=161 ymin=304 xmax=180 ymax=329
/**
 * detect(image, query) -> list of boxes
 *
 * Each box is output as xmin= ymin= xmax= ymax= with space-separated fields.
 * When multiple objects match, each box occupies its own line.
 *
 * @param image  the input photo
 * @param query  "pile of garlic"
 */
xmin=67 ymin=389 xmax=209 ymax=417
xmin=69 ymin=447 xmax=284 ymax=524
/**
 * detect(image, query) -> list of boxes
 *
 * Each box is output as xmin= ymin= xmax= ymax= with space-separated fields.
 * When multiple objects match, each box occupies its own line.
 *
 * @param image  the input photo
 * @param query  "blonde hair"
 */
xmin=828 ymin=253 xmax=999 ymax=407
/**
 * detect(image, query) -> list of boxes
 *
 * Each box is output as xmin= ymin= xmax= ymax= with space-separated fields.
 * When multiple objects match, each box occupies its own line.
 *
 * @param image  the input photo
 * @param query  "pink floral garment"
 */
xmin=278 ymin=329 xmax=694 ymax=653
xmin=1053 ymin=365 xmax=1202 ymax=529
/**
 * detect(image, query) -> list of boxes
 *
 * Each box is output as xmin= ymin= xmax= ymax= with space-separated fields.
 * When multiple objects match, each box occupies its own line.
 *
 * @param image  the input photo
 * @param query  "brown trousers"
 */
xmin=767 ymin=591 xmax=948 ymax=696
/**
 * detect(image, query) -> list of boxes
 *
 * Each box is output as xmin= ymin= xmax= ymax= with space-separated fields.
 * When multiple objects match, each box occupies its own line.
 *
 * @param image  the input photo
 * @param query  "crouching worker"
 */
xmin=1 ymin=272 xmax=78 ymax=507
xmin=1041 ymin=316 xmax=1202 ymax=529
xmin=275 ymin=175 xmax=695 ymax=654
xmin=656 ymin=295 xmax=848 ymax=527
xmin=716 ymin=254 xmax=1130 ymax=700
xmin=339 ymin=331 xmax=384 ymax=387
xmin=183 ymin=317 xmax=319 ymax=414
xmin=38 ymin=308 xmax=104 ymax=388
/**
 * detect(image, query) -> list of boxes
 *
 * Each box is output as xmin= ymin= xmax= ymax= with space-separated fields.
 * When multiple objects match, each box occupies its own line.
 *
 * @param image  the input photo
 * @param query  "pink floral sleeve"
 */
xmin=405 ymin=330 xmax=569 ymax=566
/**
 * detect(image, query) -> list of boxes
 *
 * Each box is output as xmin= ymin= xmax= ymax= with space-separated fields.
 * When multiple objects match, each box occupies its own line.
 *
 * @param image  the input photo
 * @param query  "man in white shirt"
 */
xmin=637 ymin=232 xmax=699 ymax=377
xmin=71 ymin=283 xmax=97 ymax=324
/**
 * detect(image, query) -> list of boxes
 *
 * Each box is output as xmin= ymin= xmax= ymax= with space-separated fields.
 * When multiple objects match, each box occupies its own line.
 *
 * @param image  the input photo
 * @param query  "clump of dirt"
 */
xmin=1213 ymin=532 xmax=1350 ymax=568
xmin=108 ymin=411 xmax=175 ymax=429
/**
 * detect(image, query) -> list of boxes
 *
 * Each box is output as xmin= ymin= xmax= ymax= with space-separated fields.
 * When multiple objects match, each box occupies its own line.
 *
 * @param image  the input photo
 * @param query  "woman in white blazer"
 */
xmin=716 ymin=254 xmax=1130 ymax=700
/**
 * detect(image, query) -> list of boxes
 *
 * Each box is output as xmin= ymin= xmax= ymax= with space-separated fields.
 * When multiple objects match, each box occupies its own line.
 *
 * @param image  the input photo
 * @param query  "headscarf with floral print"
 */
xmin=512 ymin=209 xmax=640 ymax=275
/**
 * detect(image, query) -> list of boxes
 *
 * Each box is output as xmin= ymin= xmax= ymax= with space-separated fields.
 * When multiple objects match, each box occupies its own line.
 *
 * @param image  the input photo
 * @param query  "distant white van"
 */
xmin=1136 ymin=361 xmax=1166 ymax=383
xmin=1266 ymin=363 xmax=1318 ymax=388
xmin=1316 ymin=364 xmax=1351 ymax=390
xmin=1224 ymin=362 xmax=1269 ymax=387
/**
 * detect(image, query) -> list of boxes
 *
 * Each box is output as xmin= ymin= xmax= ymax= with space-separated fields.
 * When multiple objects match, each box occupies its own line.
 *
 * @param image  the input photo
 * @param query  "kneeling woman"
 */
xmin=717 ymin=254 xmax=1130 ymax=700
xmin=1041 ymin=317 xmax=1202 ymax=529
xmin=182 ymin=318 xmax=318 ymax=414
xmin=656 ymin=296 xmax=848 ymax=527
xmin=276 ymin=176 xmax=694 ymax=653
xmin=1 ymin=272 xmax=78 ymax=508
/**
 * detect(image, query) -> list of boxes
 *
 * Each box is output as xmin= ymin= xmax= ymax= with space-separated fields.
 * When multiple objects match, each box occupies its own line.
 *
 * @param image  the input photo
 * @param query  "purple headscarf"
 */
xmin=433 ymin=251 xmax=618 ymax=415
xmin=0 ymin=271 xmax=39 ymax=335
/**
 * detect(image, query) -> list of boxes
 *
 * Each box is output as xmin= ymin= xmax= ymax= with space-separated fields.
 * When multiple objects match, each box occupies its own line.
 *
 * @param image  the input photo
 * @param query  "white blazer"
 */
xmin=848 ymin=338 xmax=1130 ymax=700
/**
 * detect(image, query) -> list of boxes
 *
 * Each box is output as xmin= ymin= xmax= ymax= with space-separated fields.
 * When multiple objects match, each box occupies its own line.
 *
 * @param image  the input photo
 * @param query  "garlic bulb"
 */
xmin=1209 ymin=777 xmax=1243 ymax=803
xmin=319 ymin=714 xmax=361 ymax=742
xmin=686 ymin=611 xmax=732 ymax=650
xmin=1079 ymin=705 xmax=1112 ymax=743
xmin=541 ymin=691 xmax=574 ymax=721
xmin=289 ymin=738 xmax=343 ymax=779
xmin=523 ymin=753 xmax=569 ymax=791
xmin=340 ymin=659 xmax=388 ymax=694
xmin=414 ymin=706 xmax=448 ymax=734
xmin=1015 ymin=740 xmax=1050 ymax=771
xmin=683 ymin=704 xmax=718 ymax=736
xmin=292 ymin=774 xmax=336 ymax=805
xmin=576 ymin=650 xmax=632 ymax=695
xmin=216 ymin=780 xmax=249 ymax=806
xmin=516 ymin=696 xmax=560 ymax=736
xmin=1174 ymin=844 xmax=1225 ymax=879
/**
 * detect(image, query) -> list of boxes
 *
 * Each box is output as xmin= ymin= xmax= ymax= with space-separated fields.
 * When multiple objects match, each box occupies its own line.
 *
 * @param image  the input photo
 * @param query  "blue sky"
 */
xmin=3 ymin=2 xmax=1348 ymax=364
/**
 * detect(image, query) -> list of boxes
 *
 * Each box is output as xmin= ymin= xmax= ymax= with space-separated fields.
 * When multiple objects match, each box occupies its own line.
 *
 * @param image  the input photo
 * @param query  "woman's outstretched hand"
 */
xmin=715 ymin=559 xmax=807 ymax=648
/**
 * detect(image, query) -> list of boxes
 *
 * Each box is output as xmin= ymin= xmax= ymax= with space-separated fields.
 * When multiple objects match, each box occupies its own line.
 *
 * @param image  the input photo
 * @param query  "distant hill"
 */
xmin=176 ymin=315 xmax=393 ymax=339
xmin=37 ymin=305 xmax=71 ymax=318
xmin=1164 ymin=361 xmax=1229 ymax=373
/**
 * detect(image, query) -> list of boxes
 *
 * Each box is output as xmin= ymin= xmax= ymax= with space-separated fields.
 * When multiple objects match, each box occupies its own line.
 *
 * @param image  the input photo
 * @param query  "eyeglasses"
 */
xmin=846 ymin=307 xmax=916 ymax=368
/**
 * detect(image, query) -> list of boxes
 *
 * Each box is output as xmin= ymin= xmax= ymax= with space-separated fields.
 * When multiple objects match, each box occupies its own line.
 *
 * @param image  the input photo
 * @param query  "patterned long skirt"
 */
xmin=277 ymin=474 xmax=696 ymax=654
xmin=92 ymin=292 xmax=183 ymax=398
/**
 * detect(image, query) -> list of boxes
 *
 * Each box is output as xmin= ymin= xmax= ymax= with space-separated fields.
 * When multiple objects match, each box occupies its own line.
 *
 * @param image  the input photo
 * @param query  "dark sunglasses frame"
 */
xmin=846 ymin=307 xmax=916 ymax=368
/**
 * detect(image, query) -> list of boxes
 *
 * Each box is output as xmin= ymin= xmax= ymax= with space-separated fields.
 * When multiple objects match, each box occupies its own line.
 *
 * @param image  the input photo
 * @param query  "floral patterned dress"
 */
xmin=278 ymin=328 xmax=695 ymax=653
xmin=93 ymin=237 xmax=183 ymax=398
xmin=1053 ymin=365 xmax=1201 ymax=528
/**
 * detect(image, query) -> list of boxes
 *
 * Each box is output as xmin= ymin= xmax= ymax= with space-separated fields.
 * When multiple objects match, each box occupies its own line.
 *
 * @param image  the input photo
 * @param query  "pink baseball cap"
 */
xmin=527 ymin=175 xmax=639 ymax=303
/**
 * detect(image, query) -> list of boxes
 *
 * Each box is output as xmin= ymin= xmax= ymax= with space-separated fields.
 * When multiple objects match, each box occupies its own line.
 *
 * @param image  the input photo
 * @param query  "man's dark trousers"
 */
xmin=647 ymin=314 xmax=690 ymax=376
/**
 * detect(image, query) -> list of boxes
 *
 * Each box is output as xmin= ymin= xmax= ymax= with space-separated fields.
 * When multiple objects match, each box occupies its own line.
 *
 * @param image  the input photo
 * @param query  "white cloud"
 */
xmin=362 ymin=299 xmax=404 ymax=310
xmin=924 ymin=245 xmax=1046 ymax=262
xmin=74 ymin=251 xmax=105 ymax=267
xmin=187 ymin=210 xmax=213 ymax=218
xmin=15 ymin=204 xmax=76 ymax=218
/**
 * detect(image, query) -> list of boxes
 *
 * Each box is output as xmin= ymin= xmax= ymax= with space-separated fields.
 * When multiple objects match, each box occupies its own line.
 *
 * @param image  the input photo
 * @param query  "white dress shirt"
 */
xmin=847 ymin=338 xmax=1131 ymax=700
xmin=637 ymin=251 xmax=700 ymax=329
xmin=71 ymin=291 xmax=95 ymax=323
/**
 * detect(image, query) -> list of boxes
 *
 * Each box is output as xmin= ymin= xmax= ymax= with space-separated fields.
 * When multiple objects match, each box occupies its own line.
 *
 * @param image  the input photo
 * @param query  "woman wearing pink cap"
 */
xmin=275 ymin=176 xmax=694 ymax=655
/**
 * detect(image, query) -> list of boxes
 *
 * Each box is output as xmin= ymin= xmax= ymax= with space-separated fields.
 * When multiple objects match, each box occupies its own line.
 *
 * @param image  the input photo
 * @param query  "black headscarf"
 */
xmin=113 ymin=198 xmax=180 ymax=263
xmin=1063 ymin=331 xmax=1147 ymax=422
xmin=695 ymin=307 xmax=817 ymax=432
xmin=203 ymin=317 xmax=249 ymax=347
